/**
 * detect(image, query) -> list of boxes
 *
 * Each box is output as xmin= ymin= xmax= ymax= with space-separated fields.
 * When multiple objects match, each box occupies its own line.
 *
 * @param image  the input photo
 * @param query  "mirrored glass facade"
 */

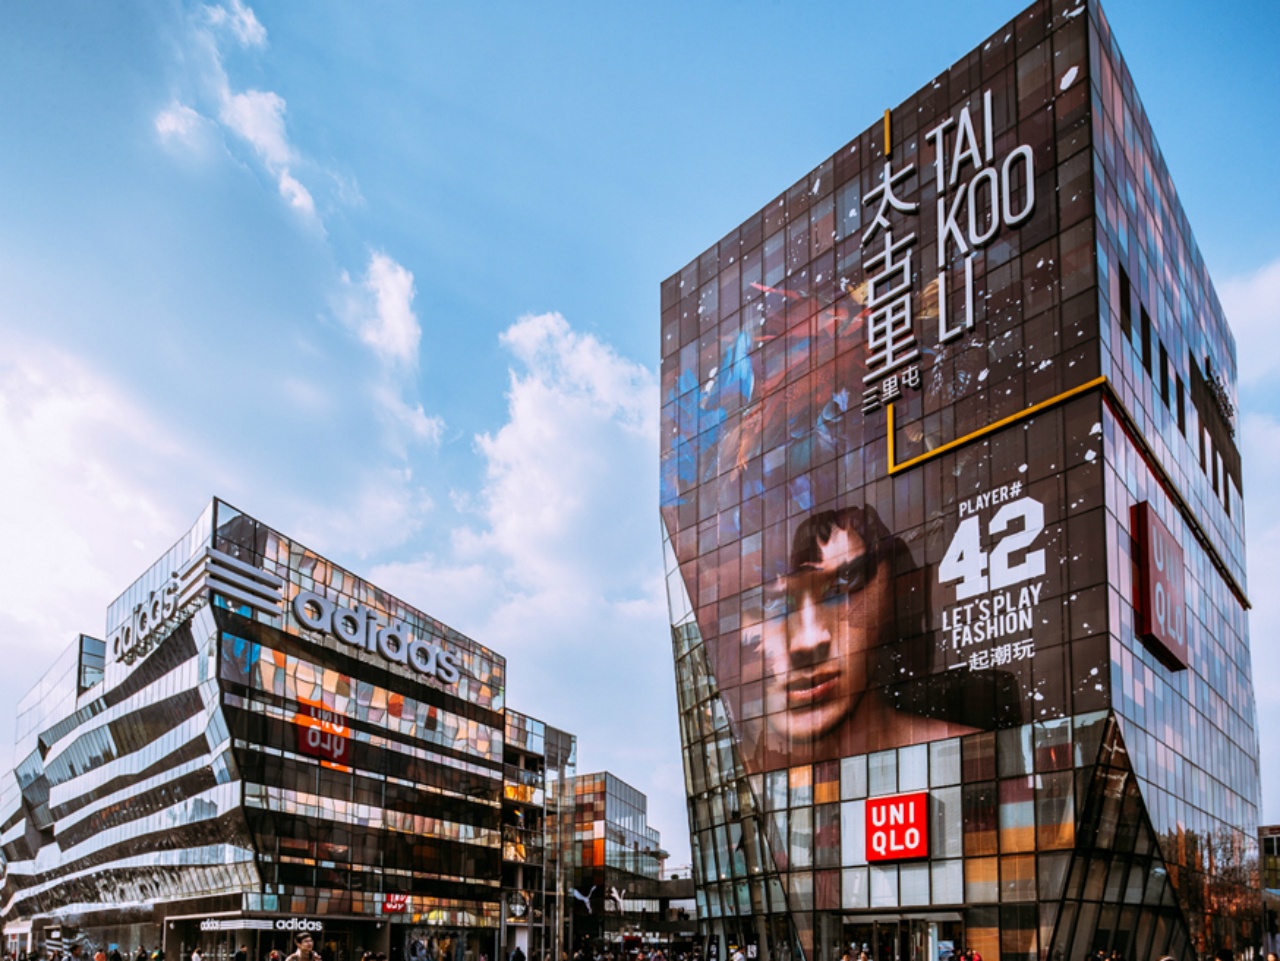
xmin=660 ymin=3 xmax=1260 ymax=961
xmin=503 ymin=711 xmax=578 ymax=961
xmin=568 ymin=773 xmax=667 ymax=947
xmin=0 ymin=499 xmax=575 ymax=961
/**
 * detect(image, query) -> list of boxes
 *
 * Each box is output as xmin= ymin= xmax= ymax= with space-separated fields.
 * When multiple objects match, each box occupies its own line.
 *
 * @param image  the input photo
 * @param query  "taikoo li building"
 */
xmin=660 ymin=2 xmax=1261 ymax=961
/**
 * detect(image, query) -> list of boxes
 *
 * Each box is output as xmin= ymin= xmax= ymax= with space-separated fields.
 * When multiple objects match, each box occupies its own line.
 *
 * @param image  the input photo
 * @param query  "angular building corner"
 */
xmin=660 ymin=3 xmax=1260 ymax=961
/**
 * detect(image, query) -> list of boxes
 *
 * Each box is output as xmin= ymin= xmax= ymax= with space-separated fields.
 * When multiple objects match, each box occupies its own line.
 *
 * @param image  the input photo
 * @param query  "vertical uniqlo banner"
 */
xmin=865 ymin=791 xmax=929 ymax=861
xmin=1130 ymin=502 xmax=1188 ymax=671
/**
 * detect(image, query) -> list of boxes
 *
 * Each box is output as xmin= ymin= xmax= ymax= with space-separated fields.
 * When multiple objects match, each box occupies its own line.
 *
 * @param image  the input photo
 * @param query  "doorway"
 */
xmin=841 ymin=919 xmax=963 ymax=961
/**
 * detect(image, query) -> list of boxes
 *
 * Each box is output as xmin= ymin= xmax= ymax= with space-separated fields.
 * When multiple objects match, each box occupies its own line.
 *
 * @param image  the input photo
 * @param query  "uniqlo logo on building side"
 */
xmin=1130 ymin=501 xmax=1188 ymax=671
xmin=865 ymin=792 xmax=929 ymax=861
xmin=383 ymin=893 xmax=409 ymax=913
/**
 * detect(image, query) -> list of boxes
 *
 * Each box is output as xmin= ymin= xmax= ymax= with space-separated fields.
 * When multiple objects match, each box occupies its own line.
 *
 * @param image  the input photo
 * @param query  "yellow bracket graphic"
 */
xmin=887 ymin=375 xmax=1109 ymax=475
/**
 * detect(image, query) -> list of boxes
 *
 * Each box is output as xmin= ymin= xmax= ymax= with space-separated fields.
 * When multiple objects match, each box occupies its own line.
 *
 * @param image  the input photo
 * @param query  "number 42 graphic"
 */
xmin=940 ymin=497 xmax=1046 ymax=600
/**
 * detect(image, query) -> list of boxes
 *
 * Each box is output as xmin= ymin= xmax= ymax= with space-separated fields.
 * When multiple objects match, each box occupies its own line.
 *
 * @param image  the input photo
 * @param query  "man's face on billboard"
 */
xmin=759 ymin=513 xmax=888 ymax=749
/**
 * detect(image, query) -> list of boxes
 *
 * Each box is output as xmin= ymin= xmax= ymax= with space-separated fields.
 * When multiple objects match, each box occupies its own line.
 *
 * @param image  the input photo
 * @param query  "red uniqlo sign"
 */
xmin=383 ymin=893 xmax=409 ymax=913
xmin=294 ymin=699 xmax=351 ymax=771
xmin=1130 ymin=502 xmax=1188 ymax=671
xmin=865 ymin=792 xmax=929 ymax=861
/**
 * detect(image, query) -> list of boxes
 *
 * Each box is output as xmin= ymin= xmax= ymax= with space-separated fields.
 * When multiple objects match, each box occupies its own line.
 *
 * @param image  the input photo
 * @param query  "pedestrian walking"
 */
xmin=286 ymin=936 xmax=316 ymax=961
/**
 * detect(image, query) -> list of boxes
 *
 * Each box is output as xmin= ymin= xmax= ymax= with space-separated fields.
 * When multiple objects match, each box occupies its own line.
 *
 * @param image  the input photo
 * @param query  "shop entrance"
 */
xmin=841 ymin=918 xmax=963 ymax=961
xmin=322 ymin=930 xmax=352 ymax=961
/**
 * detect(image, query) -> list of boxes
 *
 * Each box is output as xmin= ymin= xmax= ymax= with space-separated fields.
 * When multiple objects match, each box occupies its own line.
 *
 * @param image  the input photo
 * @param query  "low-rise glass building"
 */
xmin=659 ymin=2 xmax=1261 ymax=960
xmin=568 ymin=773 xmax=686 ymax=952
xmin=503 ymin=712 xmax=578 ymax=961
xmin=0 ymin=499 xmax=571 ymax=961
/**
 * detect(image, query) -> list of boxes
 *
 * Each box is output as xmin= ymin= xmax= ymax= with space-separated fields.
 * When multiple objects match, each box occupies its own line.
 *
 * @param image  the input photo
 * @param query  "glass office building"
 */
xmin=0 ymin=499 xmax=569 ymax=961
xmin=659 ymin=3 xmax=1260 ymax=961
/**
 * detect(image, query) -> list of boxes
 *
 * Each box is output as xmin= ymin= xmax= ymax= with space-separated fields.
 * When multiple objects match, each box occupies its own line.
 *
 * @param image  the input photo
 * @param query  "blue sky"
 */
xmin=0 ymin=0 xmax=1277 ymax=866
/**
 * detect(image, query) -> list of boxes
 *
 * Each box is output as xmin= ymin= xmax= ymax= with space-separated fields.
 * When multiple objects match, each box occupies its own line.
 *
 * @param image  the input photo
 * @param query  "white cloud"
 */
xmin=203 ymin=0 xmax=266 ymax=49
xmin=146 ymin=8 xmax=442 ymax=559
xmin=154 ymin=2 xmax=444 ymax=455
xmin=0 ymin=345 xmax=191 ymax=610
xmin=359 ymin=252 xmax=421 ymax=366
xmin=1227 ymin=258 xmax=1280 ymax=820
xmin=1220 ymin=255 xmax=1280 ymax=388
xmin=499 ymin=312 xmax=654 ymax=435
xmin=0 ymin=343 xmax=221 ymax=765
xmin=287 ymin=467 xmax=434 ymax=561
xmin=154 ymin=101 xmax=226 ymax=166
xmin=373 ymin=385 xmax=445 ymax=449
xmin=155 ymin=101 xmax=206 ymax=142
xmin=220 ymin=88 xmax=292 ymax=169
xmin=368 ymin=313 xmax=688 ymax=856
xmin=157 ymin=2 xmax=441 ymax=393
xmin=328 ymin=253 xmax=438 ymax=457
xmin=1243 ymin=413 xmax=1280 ymax=532
xmin=1244 ymin=412 xmax=1280 ymax=820
xmin=159 ymin=2 xmax=319 ymax=220
xmin=471 ymin=312 xmax=658 ymax=591
xmin=0 ymin=320 xmax=436 ymax=749
xmin=278 ymin=375 xmax=334 ymax=414
xmin=277 ymin=168 xmax=316 ymax=216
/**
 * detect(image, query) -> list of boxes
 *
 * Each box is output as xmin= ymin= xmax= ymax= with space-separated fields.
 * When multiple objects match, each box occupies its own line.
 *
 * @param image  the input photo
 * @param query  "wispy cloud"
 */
xmin=202 ymin=0 xmax=266 ymax=48
xmin=1219 ymin=253 xmax=1280 ymax=819
xmin=277 ymin=168 xmax=316 ymax=216
xmin=159 ymin=0 xmax=436 ymax=373
xmin=359 ymin=252 xmax=422 ymax=367
xmin=219 ymin=88 xmax=290 ymax=167
xmin=155 ymin=2 xmax=434 ymax=457
xmin=471 ymin=312 xmax=656 ymax=592
xmin=335 ymin=251 xmax=440 ymax=452
xmin=141 ymin=3 xmax=685 ymax=853
xmin=1221 ymin=255 xmax=1280 ymax=388
xmin=157 ymin=1 xmax=317 ymax=223
xmin=217 ymin=88 xmax=316 ymax=216
xmin=288 ymin=466 xmax=435 ymax=560
xmin=374 ymin=386 xmax=444 ymax=446
xmin=154 ymin=101 xmax=223 ymax=163
xmin=1244 ymin=411 xmax=1280 ymax=818
xmin=155 ymin=102 xmax=204 ymax=141
xmin=0 ymin=342 xmax=219 ymax=767
xmin=368 ymin=312 xmax=683 ymax=844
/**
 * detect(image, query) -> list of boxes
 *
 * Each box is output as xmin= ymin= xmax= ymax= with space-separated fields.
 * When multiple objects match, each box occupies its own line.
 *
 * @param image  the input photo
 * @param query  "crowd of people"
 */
xmin=0 ymin=946 xmax=167 ymax=961
xmin=569 ymin=949 xmax=683 ymax=961
xmin=2 ymin=931 xmax=332 ymax=961
xmin=7 ymin=937 xmax=1268 ymax=961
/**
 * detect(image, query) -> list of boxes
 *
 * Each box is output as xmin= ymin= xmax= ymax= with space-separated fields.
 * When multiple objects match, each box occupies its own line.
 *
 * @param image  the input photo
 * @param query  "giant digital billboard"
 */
xmin=661 ymin=27 xmax=1111 ymax=777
